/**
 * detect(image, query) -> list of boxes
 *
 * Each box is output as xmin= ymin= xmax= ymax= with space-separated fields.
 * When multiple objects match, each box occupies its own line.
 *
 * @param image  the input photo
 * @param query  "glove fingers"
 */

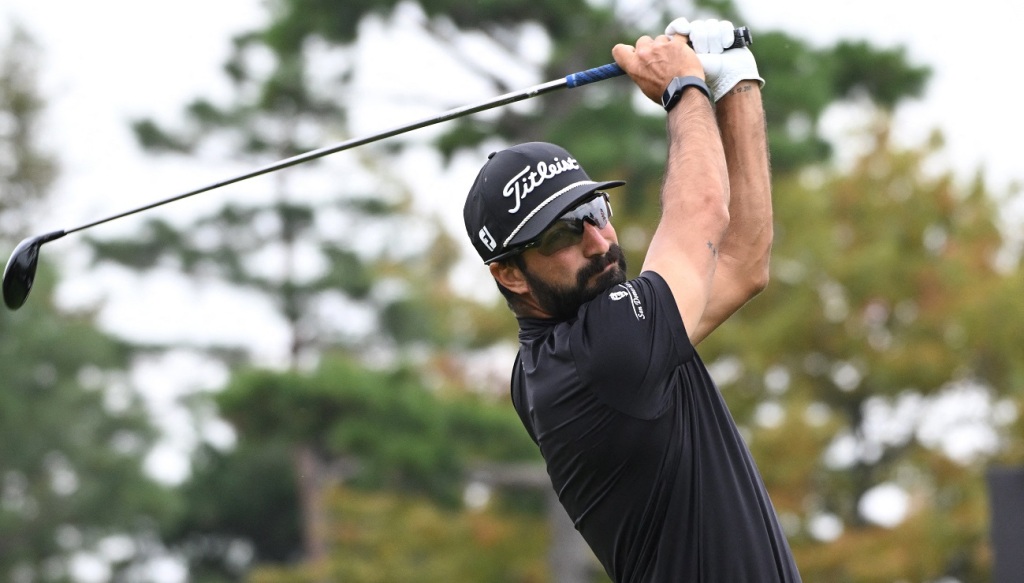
xmin=666 ymin=17 xmax=735 ymax=51
xmin=691 ymin=20 xmax=710 ymax=53
xmin=665 ymin=17 xmax=691 ymax=37
xmin=664 ymin=16 xmax=763 ymax=102
xmin=717 ymin=20 xmax=735 ymax=51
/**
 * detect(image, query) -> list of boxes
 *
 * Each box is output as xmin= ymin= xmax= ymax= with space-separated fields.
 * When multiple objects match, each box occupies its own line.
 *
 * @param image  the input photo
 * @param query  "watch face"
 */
xmin=662 ymin=78 xmax=682 ymax=111
xmin=662 ymin=76 xmax=711 ymax=111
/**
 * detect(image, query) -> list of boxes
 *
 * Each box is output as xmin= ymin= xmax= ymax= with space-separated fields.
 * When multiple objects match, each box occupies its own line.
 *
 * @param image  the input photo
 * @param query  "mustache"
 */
xmin=576 ymin=244 xmax=626 ymax=285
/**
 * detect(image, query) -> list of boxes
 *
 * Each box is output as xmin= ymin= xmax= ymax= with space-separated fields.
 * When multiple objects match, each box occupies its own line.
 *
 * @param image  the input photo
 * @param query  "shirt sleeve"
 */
xmin=569 ymin=271 xmax=695 ymax=419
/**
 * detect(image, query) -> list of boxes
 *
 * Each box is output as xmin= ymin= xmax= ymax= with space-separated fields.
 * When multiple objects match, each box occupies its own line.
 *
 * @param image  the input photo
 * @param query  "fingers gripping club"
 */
xmin=565 ymin=26 xmax=752 ymax=87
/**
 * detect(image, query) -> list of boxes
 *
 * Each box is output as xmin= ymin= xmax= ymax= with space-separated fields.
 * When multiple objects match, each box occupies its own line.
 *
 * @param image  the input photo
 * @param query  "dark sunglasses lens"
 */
xmin=566 ymin=194 xmax=611 ymax=229
xmin=536 ymin=220 xmax=585 ymax=256
xmin=534 ymin=194 xmax=612 ymax=256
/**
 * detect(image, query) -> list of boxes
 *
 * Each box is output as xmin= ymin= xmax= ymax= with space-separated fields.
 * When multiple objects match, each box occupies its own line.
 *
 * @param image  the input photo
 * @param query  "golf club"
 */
xmin=2 ymin=27 xmax=751 ymax=311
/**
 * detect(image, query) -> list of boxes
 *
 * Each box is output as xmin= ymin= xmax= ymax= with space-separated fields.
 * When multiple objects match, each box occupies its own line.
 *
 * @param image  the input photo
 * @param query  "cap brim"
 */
xmin=503 ymin=180 xmax=625 ymax=252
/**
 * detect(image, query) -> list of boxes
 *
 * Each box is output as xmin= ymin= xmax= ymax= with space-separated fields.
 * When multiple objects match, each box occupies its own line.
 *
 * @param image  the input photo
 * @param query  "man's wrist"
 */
xmin=661 ymin=76 xmax=713 ymax=112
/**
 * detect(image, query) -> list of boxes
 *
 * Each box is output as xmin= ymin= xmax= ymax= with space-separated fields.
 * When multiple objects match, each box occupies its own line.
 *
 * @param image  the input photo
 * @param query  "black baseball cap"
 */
xmin=463 ymin=142 xmax=625 ymax=264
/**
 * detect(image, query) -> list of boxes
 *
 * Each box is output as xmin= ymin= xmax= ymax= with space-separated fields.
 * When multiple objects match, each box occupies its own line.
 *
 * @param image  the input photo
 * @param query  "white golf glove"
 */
xmin=665 ymin=17 xmax=764 ymax=102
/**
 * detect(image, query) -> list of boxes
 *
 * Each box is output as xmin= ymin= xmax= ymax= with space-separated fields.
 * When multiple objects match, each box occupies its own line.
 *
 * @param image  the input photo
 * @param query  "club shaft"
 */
xmin=65 ymin=78 xmax=570 ymax=235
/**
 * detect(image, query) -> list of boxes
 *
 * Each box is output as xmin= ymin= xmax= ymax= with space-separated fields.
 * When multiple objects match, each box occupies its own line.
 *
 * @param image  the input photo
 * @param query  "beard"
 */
xmin=522 ymin=244 xmax=628 ymax=321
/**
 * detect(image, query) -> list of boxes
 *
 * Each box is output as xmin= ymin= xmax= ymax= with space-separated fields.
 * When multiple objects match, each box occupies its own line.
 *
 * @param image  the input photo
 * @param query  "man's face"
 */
xmin=496 ymin=192 xmax=627 ymax=320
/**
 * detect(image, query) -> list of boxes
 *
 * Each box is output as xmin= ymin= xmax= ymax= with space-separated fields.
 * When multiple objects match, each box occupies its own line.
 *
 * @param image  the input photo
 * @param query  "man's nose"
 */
xmin=580 ymin=220 xmax=611 ymax=257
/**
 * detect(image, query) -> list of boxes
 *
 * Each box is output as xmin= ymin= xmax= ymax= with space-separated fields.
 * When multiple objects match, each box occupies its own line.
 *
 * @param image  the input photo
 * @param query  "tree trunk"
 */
xmin=294 ymin=445 xmax=328 ymax=569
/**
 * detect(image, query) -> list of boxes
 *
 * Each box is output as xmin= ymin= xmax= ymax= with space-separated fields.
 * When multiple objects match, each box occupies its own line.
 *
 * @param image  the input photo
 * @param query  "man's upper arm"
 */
xmin=642 ymin=213 xmax=726 ymax=344
xmin=687 ymin=251 xmax=767 ymax=344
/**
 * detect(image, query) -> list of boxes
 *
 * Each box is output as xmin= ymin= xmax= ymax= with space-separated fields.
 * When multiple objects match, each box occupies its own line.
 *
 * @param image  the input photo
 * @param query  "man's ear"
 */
xmin=490 ymin=260 xmax=530 ymax=295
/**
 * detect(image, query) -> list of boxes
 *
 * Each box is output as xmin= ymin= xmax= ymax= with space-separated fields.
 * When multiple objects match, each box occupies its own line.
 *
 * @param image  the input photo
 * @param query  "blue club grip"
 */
xmin=565 ymin=26 xmax=752 ymax=89
xmin=566 ymin=63 xmax=626 ymax=88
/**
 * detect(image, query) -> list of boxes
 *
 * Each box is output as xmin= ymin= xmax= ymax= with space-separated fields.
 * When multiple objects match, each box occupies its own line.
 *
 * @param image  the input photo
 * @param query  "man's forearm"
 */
xmin=715 ymin=80 xmax=772 ymax=274
xmin=663 ymin=90 xmax=730 ymax=228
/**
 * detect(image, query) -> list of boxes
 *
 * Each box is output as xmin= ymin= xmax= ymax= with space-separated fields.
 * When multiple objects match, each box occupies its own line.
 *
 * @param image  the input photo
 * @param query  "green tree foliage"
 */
xmin=94 ymin=11 xmax=520 ymax=570
xmin=699 ymin=121 xmax=1024 ymax=580
xmin=216 ymin=355 xmax=537 ymax=504
xmin=166 ymin=355 xmax=538 ymax=579
xmin=248 ymin=486 xmax=549 ymax=583
xmin=0 ymin=26 xmax=56 ymax=235
xmin=0 ymin=25 xmax=177 ymax=581
xmin=160 ymin=440 xmax=303 ymax=580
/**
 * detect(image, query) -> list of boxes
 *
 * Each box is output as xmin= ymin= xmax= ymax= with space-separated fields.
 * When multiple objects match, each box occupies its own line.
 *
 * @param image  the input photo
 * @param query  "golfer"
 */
xmin=463 ymin=18 xmax=800 ymax=583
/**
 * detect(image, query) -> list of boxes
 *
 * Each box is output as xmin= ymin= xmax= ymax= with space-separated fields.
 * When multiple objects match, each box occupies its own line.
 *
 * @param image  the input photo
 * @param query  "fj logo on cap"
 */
xmin=478 ymin=226 xmax=497 ymax=251
xmin=503 ymin=156 xmax=581 ymax=214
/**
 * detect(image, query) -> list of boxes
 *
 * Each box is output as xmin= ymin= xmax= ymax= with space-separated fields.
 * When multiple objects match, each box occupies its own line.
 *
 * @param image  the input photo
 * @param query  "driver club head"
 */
xmin=2 ymin=230 xmax=66 ymax=311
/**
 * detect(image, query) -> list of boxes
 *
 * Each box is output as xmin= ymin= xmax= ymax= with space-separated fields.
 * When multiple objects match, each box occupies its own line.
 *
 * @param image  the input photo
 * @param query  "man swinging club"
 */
xmin=462 ymin=17 xmax=801 ymax=582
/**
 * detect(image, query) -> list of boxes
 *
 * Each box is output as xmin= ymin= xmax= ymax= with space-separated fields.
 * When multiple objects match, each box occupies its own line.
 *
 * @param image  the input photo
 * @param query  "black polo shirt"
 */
xmin=511 ymin=272 xmax=801 ymax=582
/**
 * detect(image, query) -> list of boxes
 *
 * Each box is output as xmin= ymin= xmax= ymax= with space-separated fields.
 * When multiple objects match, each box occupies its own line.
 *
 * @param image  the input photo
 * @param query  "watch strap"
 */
xmin=661 ymin=76 xmax=712 ymax=112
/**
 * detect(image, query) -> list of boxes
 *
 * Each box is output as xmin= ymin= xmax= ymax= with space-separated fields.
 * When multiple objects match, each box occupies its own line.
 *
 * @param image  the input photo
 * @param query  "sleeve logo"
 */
xmin=611 ymin=282 xmax=645 ymax=321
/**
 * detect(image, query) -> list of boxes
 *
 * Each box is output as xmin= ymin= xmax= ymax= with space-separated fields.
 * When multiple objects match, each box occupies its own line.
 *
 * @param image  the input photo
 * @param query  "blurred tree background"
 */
xmin=0 ymin=27 xmax=179 ymax=582
xmin=2 ymin=0 xmax=1023 ymax=581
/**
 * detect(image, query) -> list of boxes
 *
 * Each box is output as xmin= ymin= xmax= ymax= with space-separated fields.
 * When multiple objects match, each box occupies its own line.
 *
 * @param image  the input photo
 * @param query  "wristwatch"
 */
xmin=661 ymin=76 xmax=713 ymax=112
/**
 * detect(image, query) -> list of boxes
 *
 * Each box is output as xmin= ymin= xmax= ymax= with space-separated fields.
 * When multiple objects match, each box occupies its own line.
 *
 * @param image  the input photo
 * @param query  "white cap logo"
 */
xmin=502 ymin=156 xmax=581 ymax=214
xmin=478 ymin=226 xmax=497 ymax=251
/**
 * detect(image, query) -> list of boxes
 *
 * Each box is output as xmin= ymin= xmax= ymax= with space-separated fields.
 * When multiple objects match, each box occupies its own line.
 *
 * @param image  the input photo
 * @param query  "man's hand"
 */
xmin=612 ymin=34 xmax=705 ymax=105
xmin=666 ymin=17 xmax=763 ymax=102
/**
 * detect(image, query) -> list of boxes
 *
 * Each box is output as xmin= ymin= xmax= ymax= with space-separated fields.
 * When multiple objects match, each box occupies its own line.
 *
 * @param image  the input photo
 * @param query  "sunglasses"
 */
xmin=520 ymin=193 xmax=613 ymax=257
